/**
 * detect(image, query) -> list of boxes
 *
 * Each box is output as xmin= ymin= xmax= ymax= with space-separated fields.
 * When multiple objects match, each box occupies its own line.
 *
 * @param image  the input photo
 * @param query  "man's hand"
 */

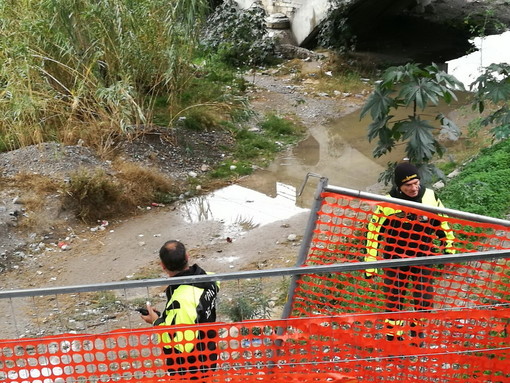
xmin=140 ymin=302 xmax=161 ymax=324
xmin=364 ymin=268 xmax=379 ymax=279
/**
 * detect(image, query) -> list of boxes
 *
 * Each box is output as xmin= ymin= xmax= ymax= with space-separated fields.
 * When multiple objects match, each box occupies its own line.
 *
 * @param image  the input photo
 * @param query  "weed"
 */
xmin=261 ymin=113 xmax=296 ymax=136
xmin=210 ymin=160 xmax=254 ymax=178
xmin=0 ymin=0 xmax=236 ymax=154
xmin=64 ymin=168 xmax=123 ymax=222
xmin=64 ymin=162 xmax=178 ymax=222
xmin=220 ymin=281 xmax=274 ymax=322
xmin=439 ymin=138 xmax=510 ymax=218
xmin=207 ymin=113 xmax=304 ymax=180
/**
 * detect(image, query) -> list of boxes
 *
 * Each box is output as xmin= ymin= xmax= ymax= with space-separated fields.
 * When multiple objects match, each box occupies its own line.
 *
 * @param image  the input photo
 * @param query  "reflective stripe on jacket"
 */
xmin=154 ymin=265 xmax=219 ymax=353
xmin=365 ymin=188 xmax=455 ymax=264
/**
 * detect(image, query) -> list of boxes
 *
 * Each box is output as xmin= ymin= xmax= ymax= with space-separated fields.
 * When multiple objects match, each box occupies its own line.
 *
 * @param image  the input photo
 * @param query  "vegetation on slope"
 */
xmin=439 ymin=138 xmax=510 ymax=219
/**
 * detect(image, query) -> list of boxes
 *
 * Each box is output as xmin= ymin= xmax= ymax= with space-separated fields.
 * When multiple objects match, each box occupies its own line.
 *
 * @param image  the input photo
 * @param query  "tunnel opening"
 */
xmin=351 ymin=14 xmax=473 ymax=65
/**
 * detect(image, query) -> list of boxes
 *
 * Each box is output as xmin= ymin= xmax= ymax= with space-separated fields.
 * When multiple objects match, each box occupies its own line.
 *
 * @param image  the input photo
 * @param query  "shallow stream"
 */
xmin=179 ymin=30 xmax=510 ymax=241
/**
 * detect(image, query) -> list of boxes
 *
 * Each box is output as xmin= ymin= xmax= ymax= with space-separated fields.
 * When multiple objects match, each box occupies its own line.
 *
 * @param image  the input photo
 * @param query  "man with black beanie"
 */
xmin=365 ymin=161 xmax=455 ymax=341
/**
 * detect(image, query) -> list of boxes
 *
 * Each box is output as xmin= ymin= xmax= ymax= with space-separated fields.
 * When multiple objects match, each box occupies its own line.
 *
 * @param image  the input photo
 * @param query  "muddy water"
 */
xmin=182 ymin=30 xmax=510 ymax=238
xmin=181 ymin=97 xmax=470 ymax=240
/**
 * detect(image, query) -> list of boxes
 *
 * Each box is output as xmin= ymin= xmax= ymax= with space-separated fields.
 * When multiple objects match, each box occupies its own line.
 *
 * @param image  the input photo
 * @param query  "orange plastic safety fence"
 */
xmin=1 ymin=314 xmax=508 ymax=383
xmin=291 ymin=192 xmax=510 ymax=317
xmin=284 ymin=191 xmax=510 ymax=381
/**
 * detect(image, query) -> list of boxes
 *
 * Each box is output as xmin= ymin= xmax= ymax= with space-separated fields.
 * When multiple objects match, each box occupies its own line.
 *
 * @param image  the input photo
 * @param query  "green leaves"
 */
xmin=400 ymin=118 xmax=436 ymax=161
xmin=360 ymin=63 xmax=464 ymax=185
xmin=471 ymin=63 xmax=510 ymax=140
xmin=398 ymin=77 xmax=443 ymax=109
xmin=200 ymin=0 xmax=275 ymax=67
xmin=360 ymin=87 xmax=394 ymax=121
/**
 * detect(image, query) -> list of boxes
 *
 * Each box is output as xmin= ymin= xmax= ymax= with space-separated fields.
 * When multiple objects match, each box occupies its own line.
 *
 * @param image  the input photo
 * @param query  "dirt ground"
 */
xmin=0 ymin=55 xmax=369 ymax=292
xmin=0 ymin=53 xmax=375 ymax=337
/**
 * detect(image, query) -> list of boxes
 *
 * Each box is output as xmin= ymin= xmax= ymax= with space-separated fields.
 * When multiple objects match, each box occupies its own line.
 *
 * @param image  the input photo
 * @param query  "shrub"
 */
xmin=64 ymin=163 xmax=177 ymax=222
xmin=64 ymin=169 xmax=123 ymax=222
xmin=200 ymin=0 xmax=276 ymax=67
xmin=439 ymin=138 xmax=510 ymax=218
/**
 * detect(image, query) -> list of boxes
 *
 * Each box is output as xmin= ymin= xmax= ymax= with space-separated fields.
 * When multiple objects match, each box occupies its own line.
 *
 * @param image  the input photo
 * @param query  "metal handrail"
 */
xmin=1 ymin=248 xmax=509 ymax=300
xmin=325 ymin=184 xmax=510 ymax=227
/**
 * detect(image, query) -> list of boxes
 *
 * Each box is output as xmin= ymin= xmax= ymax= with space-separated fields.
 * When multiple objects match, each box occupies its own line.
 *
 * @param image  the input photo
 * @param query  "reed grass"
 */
xmin=0 ymin=0 xmax=216 ymax=154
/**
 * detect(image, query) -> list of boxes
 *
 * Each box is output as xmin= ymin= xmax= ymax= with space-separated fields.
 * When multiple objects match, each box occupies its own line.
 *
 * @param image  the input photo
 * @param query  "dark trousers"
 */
xmin=383 ymin=265 xmax=434 ymax=312
xmin=163 ymin=337 xmax=218 ymax=380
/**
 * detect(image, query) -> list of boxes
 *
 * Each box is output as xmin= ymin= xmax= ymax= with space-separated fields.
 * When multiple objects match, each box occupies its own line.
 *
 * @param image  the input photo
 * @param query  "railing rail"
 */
xmin=2 ymin=249 xmax=509 ymax=300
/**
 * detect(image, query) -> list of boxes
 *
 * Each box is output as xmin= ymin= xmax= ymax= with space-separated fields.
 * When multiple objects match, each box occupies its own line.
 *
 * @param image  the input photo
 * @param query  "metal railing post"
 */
xmin=281 ymin=174 xmax=328 ymax=319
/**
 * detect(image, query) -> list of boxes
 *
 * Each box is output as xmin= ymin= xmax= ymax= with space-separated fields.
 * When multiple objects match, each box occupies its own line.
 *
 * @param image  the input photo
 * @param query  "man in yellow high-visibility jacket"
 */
xmin=365 ymin=162 xmax=455 ymax=341
xmin=141 ymin=240 xmax=219 ymax=378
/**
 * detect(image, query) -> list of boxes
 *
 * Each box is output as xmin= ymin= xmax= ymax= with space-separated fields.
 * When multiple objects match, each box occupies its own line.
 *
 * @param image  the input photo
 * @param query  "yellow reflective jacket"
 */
xmin=154 ymin=264 xmax=219 ymax=353
xmin=365 ymin=188 xmax=455 ymax=266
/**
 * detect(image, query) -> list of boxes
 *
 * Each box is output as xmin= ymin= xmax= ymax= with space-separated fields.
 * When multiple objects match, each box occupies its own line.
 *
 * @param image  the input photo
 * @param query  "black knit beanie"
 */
xmin=394 ymin=162 xmax=420 ymax=187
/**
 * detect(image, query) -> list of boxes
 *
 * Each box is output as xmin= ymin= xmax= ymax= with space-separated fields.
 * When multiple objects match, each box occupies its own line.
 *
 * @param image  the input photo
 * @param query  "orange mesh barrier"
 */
xmin=1 ymin=315 xmax=508 ymax=383
xmin=285 ymin=191 xmax=509 ymax=380
xmin=290 ymin=192 xmax=510 ymax=316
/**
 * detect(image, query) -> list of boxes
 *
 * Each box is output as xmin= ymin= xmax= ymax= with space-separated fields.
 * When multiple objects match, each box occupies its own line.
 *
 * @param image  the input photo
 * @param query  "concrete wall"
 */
xmin=290 ymin=1 xmax=330 ymax=46
xmin=234 ymin=0 xmax=445 ymax=47
xmin=235 ymin=0 xmax=330 ymax=46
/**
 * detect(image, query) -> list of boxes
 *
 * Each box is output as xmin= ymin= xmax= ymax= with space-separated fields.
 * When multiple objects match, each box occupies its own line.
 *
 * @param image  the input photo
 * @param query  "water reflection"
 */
xmin=179 ymin=183 xmax=308 ymax=237
xmin=178 ymin=32 xmax=505 ymax=233
xmin=447 ymin=31 xmax=510 ymax=88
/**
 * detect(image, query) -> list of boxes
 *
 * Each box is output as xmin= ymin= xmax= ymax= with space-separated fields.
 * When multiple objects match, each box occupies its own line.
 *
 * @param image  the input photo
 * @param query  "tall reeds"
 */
xmin=0 ymin=0 xmax=208 ymax=153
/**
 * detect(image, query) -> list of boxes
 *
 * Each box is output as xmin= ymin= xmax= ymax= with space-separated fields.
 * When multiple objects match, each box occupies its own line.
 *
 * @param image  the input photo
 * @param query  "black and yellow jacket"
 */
xmin=154 ymin=264 xmax=219 ymax=353
xmin=365 ymin=187 xmax=455 ymax=275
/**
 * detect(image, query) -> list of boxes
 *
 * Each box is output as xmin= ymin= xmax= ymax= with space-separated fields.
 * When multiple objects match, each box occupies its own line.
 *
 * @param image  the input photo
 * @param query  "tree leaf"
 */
xmin=367 ymin=115 xmax=391 ymax=142
xmin=399 ymin=118 xmax=437 ymax=162
xmin=359 ymin=87 xmax=394 ymax=120
xmin=398 ymin=78 xmax=442 ymax=110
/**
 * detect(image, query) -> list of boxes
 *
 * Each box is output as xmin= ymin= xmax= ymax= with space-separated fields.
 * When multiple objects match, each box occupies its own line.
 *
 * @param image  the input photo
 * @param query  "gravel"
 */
xmin=0 ymin=128 xmax=236 ymax=263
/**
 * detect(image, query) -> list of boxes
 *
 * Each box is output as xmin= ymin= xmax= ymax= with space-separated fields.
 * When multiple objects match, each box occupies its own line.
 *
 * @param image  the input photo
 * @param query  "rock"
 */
xmin=275 ymin=44 xmax=324 ymax=60
xmin=266 ymin=13 xmax=290 ymax=30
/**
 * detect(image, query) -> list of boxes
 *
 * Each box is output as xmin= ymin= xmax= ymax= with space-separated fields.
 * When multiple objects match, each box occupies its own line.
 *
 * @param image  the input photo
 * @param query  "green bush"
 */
xmin=439 ymin=138 xmax=510 ymax=218
xmin=200 ymin=0 xmax=276 ymax=67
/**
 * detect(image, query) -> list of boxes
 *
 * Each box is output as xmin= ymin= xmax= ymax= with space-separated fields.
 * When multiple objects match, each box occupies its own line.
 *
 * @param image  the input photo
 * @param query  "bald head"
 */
xmin=159 ymin=240 xmax=188 ymax=272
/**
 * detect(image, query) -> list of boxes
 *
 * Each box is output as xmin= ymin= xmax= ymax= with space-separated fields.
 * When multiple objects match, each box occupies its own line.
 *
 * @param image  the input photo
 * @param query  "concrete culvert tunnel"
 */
xmin=236 ymin=0 xmax=510 ymax=65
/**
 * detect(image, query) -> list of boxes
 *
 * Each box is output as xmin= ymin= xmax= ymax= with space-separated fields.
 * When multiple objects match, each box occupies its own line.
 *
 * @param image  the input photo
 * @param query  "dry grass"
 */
xmin=63 ymin=161 xmax=180 ymax=223
xmin=0 ymin=173 xmax=62 ymax=230
xmin=7 ymin=173 xmax=60 ymax=211
xmin=114 ymin=160 xmax=177 ymax=205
